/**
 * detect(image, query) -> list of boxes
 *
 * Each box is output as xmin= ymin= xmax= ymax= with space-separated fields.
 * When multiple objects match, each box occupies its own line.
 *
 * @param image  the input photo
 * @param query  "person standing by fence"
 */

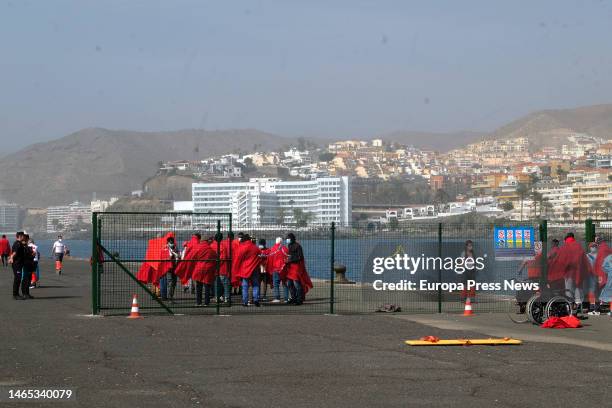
xmin=284 ymin=233 xmax=313 ymax=306
xmin=459 ymin=240 xmax=477 ymax=302
xmin=232 ymin=233 xmax=262 ymax=307
xmin=0 ymin=234 xmax=11 ymax=267
xmin=52 ymin=235 xmax=67 ymax=275
xmin=549 ymin=232 xmax=589 ymax=314
xmin=267 ymin=237 xmax=289 ymax=303
xmin=191 ymin=238 xmax=216 ymax=307
xmin=159 ymin=235 xmax=179 ymax=302
xmin=216 ymin=233 xmax=232 ymax=303
xmin=257 ymin=239 xmax=273 ymax=302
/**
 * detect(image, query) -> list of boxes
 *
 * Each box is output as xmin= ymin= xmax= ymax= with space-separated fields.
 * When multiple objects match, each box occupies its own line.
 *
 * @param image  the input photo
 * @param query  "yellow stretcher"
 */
xmin=405 ymin=337 xmax=522 ymax=346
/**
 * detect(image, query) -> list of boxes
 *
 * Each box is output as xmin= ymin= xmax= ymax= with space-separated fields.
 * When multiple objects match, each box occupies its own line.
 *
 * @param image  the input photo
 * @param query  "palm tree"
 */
xmin=530 ymin=190 xmax=543 ymax=218
xmin=516 ymin=183 xmax=529 ymax=222
xmin=592 ymin=201 xmax=606 ymax=220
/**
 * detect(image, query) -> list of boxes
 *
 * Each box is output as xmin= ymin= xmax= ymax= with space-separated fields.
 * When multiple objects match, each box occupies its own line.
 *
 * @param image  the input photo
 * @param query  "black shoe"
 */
xmin=254 ymin=301 xmax=260 ymax=307
xmin=13 ymin=295 xmax=25 ymax=300
xmin=242 ymin=303 xmax=248 ymax=307
xmin=26 ymin=295 xmax=34 ymax=299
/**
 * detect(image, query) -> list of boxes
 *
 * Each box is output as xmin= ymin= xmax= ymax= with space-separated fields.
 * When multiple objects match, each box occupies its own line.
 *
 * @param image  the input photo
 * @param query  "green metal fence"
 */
xmin=92 ymin=212 xmax=555 ymax=316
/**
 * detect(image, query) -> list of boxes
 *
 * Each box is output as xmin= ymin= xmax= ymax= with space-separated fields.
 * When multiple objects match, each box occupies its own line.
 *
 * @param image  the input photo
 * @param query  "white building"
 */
xmin=47 ymin=202 xmax=92 ymax=233
xmin=535 ymin=186 xmax=573 ymax=220
xmin=0 ymin=203 xmax=20 ymax=234
xmin=192 ymin=177 xmax=351 ymax=227
xmin=173 ymin=201 xmax=195 ymax=212
xmin=91 ymin=197 xmax=119 ymax=213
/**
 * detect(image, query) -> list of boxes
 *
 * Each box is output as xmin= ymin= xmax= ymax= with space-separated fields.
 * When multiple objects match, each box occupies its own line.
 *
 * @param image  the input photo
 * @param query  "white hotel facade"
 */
xmin=192 ymin=177 xmax=351 ymax=227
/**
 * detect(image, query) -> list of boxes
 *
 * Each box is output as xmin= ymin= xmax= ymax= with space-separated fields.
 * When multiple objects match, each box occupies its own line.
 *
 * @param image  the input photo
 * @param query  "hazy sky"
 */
xmin=1 ymin=0 xmax=612 ymax=151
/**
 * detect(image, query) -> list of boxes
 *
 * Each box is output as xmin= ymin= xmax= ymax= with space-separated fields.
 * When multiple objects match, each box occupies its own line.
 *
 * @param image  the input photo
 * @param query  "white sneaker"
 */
xmin=272 ymin=299 xmax=281 ymax=303
xmin=29 ymin=285 xmax=35 ymax=289
xmin=587 ymin=310 xmax=600 ymax=316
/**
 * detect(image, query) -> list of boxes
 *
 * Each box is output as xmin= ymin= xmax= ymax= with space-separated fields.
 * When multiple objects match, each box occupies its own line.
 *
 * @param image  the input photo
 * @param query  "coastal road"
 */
xmin=1 ymin=259 xmax=611 ymax=407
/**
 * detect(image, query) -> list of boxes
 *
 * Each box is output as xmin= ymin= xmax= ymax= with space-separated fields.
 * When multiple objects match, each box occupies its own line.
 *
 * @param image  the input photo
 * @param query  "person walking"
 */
xmin=0 ymin=234 xmax=11 ymax=267
xmin=28 ymin=238 xmax=40 ymax=289
xmin=52 ymin=235 xmax=67 ymax=275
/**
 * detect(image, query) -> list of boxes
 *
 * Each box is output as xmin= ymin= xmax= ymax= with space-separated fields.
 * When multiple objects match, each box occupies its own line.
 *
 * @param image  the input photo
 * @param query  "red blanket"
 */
xmin=284 ymin=259 xmax=314 ymax=295
xmin=191 ymin=241 xmax=217 ymax=285
xmin=175 ymin=236 xmax=200 ymax=284
xmin=231 ymin=240 xmax=261 ymax=286
xmin=136 ymin=232 xmax=175 ymax=284
xmin=541 ymin=315 xmax=582 ymax=329
xmin=547 ymin=237 xmax=589 ymax=285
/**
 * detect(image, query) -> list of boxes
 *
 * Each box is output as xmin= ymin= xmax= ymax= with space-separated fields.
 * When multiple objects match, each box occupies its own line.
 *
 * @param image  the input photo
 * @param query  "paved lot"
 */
xmin=1 ymin=260 xmax=611 ymax=407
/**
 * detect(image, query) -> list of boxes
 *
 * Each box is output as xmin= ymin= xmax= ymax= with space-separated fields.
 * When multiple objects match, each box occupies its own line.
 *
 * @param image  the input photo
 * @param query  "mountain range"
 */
xmin=1 ymin=104 xmax=611 ymax=207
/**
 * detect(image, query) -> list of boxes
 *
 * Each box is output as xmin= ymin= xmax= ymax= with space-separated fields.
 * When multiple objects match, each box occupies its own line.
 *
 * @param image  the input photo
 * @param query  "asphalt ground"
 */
xmin=1 ymin=259 xmax=611 ymax=408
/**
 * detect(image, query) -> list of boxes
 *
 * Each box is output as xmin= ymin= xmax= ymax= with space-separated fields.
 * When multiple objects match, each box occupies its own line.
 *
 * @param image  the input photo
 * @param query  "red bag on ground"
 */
xmin=540 ymin=315 xmax=582 ymax=329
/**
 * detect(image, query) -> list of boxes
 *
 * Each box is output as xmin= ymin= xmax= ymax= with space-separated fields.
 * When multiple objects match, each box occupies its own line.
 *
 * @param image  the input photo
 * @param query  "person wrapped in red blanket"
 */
xmin=231 ymin=233 xmax=262 ymax=307
xmin=262 ymin=237 xmax=290 ymax=303
xmin=586 ymin=236 xmax=612 ymax=315
xmin=215 ymin=233 xmax=233 ymax=303
xmin=257 ymin=239 xmax=276 ymax=301
xmin=175 ymin=234 xmax=201 ymax=285
xmin=191 ymin=238 xmax=217 ymax=307
xmin=548 ymin=232 xmax=589 ymax=312
xmin=283 ymin=233 xmax=313 ymax=305
xmin=136 ymin=233 xmax=176 ymax=296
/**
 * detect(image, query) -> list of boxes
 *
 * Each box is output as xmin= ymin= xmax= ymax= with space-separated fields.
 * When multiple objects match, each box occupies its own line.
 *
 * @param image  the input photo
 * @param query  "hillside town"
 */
xmin=1 ymin=130 xmax=609 ymax=235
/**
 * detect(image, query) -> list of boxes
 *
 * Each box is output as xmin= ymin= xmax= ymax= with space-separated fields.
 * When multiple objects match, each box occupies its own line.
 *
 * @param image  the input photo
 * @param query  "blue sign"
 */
xmin=494 ymin=226 xmax=535 ymax=261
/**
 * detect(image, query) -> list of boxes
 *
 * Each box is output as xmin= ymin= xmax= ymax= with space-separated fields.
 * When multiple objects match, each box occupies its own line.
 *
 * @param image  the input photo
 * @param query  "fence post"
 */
xmin=437 ymin=223 xmax=442 ymax=314
xmin=228 ymin=214 xmax=233 ymax=308
xmin=330 ymin=222 xmax=335 ymax=315
xmin=216 ymin=220 xmax=221 ymax=316
xmin=91 ymin=212 xmax=99 ymax=315
xmin=585 ymin=218 xmax=595 ymax=245
xmin=539 ymin=220 xmax=548 ymax=284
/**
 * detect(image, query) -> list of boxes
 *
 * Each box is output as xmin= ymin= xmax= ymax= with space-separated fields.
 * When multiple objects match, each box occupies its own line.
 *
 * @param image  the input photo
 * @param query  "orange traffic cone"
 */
xmin=127 ymin=294 xmax=143 ymax=319
xmin=463 ymin=297 xmax=474 ymax=316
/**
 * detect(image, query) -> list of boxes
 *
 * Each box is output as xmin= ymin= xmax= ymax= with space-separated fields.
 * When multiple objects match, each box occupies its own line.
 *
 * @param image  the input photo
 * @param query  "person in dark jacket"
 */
xmin=20 ymin=234 xmax=35 ymax=299
xmin=10 ymin=232 xmax=26 ymax=300
xmin=284 ymin=233 xmax=313 ymax=305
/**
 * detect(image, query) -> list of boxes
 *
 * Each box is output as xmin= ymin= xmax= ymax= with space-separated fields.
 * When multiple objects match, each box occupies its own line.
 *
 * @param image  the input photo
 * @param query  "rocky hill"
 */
xmin=0 ymin=127 xmax=301 ymax=207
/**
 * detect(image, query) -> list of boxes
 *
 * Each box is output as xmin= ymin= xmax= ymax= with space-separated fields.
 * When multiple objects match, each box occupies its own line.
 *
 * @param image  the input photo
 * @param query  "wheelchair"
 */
xmin=511 ymin=279 xmax=573 ymax=325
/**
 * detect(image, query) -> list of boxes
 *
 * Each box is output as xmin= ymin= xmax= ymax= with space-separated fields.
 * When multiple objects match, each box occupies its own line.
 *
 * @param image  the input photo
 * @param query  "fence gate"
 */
xmin=92 ymin=212 xmax=233 ymax=316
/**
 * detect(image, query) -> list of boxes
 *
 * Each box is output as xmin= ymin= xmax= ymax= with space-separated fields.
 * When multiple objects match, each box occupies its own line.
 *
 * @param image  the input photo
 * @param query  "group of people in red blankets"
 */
xmin=137 ymin=231 xmax=312 ymax=307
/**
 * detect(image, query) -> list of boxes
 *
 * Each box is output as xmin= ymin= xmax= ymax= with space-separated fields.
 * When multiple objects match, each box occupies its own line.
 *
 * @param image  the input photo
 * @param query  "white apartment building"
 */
xmin=47 ymin=202 xmax=92 ymax=233
xmin=192 ymin=177 xmax=351 ymax=227
xmin=0 ymin=203 xmax=20 ymax=233
xmin=535 ymin=186 xmax=573 ymax=220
